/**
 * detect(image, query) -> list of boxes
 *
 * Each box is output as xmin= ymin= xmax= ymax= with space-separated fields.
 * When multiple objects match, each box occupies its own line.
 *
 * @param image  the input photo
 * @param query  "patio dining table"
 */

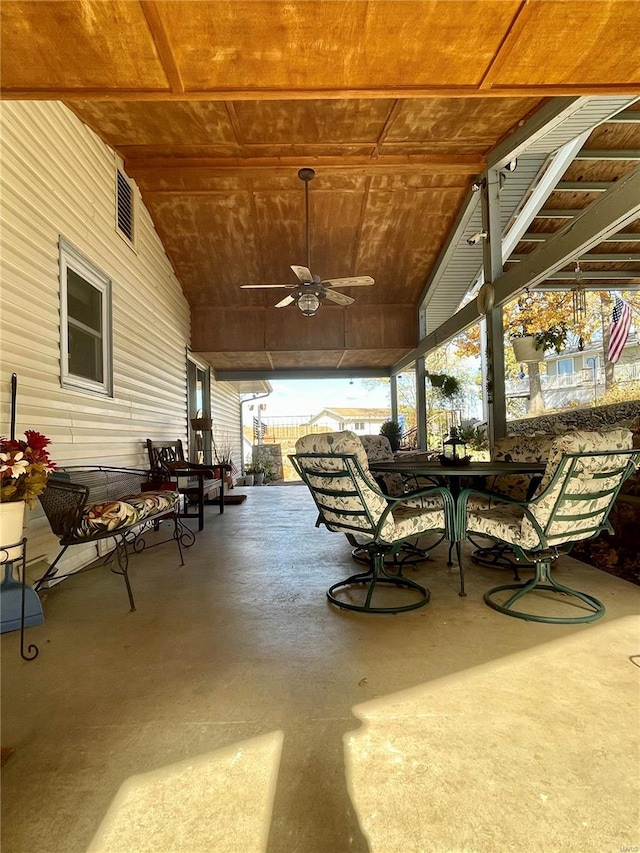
xmin=368 ymin=459 xmax=547 ymax=501
xmin=369 ymin=459 xmax=547 ymax=585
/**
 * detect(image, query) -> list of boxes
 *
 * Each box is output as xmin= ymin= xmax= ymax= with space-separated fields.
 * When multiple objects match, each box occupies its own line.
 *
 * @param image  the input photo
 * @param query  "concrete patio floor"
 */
xmin=2 ymin=483 xmax=639 ymax=853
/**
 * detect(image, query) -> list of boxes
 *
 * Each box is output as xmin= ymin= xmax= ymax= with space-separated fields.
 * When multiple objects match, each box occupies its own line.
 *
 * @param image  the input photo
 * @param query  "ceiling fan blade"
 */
xmin=323 ymin=289 xmax=355 ymax=306
xmin=241 ymin=284 xmax=295 ymax=290
xmin=275 ymin=294 xmax=296 ymax=308
xmin=291 ymin=265 xmax=313 ymax=283
xmin=321 ymin=276 xmax=375 ymax=288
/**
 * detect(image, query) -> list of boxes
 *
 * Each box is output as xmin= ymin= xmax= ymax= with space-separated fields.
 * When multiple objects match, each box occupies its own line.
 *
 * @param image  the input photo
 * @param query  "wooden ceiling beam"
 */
xmin=126 ymin=154 xmax=484 ymax=174
xmin=139 ymin=1 xmax=185 ymax=94
xmin=478 ymin=0 xmax=528 ymax=90
xmin=5 ymin=85 xmax=640 ymax=101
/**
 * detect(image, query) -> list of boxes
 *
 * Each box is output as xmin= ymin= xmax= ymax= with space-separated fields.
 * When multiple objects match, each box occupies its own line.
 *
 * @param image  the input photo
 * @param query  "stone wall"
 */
xmin=508 ymin=400 xmax=640 ymax=586
xmin=507 ymin=400 xmax=639 ymax=436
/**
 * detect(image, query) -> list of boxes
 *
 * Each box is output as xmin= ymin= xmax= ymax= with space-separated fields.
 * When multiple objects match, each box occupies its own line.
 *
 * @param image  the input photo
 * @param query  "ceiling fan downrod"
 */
xmin=298 ymin=167 xmax=315 ymax=274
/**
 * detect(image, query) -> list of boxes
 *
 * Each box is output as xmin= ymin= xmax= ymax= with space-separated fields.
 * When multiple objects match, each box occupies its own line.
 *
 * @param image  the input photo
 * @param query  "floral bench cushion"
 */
xmin=76 ymin=489 xmax=180 ymax=538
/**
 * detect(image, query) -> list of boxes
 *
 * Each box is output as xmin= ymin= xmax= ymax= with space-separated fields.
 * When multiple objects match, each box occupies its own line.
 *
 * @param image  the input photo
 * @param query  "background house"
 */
xmin=506 ymin=333 xmax=640 ymax=410
xmin=306 ymin=408 xmax=391 ymax=435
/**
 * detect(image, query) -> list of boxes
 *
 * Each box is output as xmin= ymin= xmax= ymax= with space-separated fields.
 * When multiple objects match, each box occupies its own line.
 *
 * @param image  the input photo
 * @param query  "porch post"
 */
xmin=416 ymin=357 xmax=427 ymax=450
xmin=482 ymin=169 xmax=507 ymax=449
xmin=390 ymin=374 xmax=398 ymax=423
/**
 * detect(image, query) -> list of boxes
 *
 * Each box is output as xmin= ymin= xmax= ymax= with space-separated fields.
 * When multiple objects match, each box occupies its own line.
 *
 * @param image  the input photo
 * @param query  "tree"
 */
xmin=455 ymin=289 xmax=639 ymax=414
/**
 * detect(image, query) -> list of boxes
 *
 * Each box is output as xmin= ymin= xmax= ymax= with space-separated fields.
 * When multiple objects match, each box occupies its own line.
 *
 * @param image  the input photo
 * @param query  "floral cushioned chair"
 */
xmin=290 ymin=431 xmax=458 ymax=613
xmin=468 ymin=433 xmax=554 ymax=576
xmin=359 ymin=434 xmax=445 ymax=569
xmin=458 ymin=429 xmax=639 ymax=623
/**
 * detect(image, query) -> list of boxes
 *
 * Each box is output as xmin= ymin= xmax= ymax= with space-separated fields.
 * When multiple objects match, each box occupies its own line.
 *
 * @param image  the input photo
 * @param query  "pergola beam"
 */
xmin=546 ymin=270 xmax=640 ymax=280
xmin=575 ymin=149 xmax=640 ymax=160
xmin=555 ymin=182 xmax=611 ymax=191
xmin=521 ymin=231 xmax=640 ymax=242
xmin=509 ymin=253 xmax=640 ymax=262
xmin=492 ymin=168 xmax=640 ymax=305
xmin=393 ymin=166 xmax=640 ymax=373
xmin=216 ymin=368 xmax=390 ymax=381
xmin=606 ymin=112 xmax=640 ymax=123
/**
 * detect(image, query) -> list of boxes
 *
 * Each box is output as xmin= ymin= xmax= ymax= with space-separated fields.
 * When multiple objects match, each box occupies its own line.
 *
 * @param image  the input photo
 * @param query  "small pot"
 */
xmin=254 ymin=472 xmax=265 ymax=486
xmin=512 ymin=335 xmax=542 ymax=363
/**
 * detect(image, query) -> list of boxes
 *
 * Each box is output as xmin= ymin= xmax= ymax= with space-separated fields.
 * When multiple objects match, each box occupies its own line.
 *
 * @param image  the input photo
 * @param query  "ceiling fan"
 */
xmin=241 ymin=167 xmax=374 ymax=316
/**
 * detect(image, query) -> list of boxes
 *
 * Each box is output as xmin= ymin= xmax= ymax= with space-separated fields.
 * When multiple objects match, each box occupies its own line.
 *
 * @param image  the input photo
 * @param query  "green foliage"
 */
xmin=426 ymin=372 xmax=461 ymax=399
xmin=380 ymin=419 xmax=402 ymax=451
xmin=458 ymin=425 xmax=488 ymax=452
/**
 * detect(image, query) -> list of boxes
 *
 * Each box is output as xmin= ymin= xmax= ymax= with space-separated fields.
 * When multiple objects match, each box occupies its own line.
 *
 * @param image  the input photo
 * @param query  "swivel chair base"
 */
xmin=328 ymin=559 xmax=430 ymax=614
xmin=468 ymin=535 xmax=533 ymax=581
xmin=484 ymin=559 xmax=605 ymax=624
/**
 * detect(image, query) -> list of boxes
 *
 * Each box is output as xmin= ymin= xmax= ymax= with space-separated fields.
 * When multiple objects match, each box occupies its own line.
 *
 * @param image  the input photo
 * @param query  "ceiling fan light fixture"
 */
xmin=297 ymin=293 xmax=321 ymax=316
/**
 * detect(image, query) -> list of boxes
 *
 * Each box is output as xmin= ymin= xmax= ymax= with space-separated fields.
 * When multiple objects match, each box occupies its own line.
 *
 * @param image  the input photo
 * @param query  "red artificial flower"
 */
xmin=24 ymin=430 xmax=50 ymax=450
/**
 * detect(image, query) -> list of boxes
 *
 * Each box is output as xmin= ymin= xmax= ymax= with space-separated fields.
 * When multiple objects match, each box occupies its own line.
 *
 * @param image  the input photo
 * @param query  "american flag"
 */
xmin=607 ymin=295 xmax=632 ymax=364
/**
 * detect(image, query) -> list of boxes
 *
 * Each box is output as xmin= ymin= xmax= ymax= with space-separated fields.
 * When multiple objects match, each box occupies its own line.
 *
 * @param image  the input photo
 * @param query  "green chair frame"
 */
xmin=291 ymin=449 xmax=457 ymax=614
xmin=458 ymin=448 xmax=640 ymax=624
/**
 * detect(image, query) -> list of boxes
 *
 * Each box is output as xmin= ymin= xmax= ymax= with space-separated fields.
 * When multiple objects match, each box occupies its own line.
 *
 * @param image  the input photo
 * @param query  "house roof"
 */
xmin=310 ymin=408 xmax=391 ymax=421
xmin=2 ymin=1 xmax=639 ymax=376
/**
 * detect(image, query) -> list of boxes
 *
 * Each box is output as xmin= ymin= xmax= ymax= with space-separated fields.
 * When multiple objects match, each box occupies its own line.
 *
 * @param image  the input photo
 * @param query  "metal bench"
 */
xmin=37 ymin=467 xmax=189 ymax=611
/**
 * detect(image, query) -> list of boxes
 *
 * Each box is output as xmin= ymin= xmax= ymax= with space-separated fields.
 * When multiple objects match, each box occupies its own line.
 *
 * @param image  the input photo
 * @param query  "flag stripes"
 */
xmin=607 ymin=295 xmax=632 ymax=363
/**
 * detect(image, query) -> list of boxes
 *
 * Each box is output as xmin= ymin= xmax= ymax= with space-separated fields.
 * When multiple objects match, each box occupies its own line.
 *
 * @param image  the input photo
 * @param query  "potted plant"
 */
xmin=426 ymin=372 xmax=460 ymax=399
xmin=245 ymin=462 xmax=265 ymax=486
xmin=379 ymin=420 xmax=403 ymax=452
xmin=510 ymin=324 xmax=568 ymax=362
xmin=508 ymin=294 xmax=569 ymax=362
xmin=1 ymin=430 xmax=56 ymax=559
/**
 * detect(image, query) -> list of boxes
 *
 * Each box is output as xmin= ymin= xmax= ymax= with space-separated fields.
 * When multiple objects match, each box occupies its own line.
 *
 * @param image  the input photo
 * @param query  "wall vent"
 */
xmin=116 ymin=168 xmax=134 ymax=243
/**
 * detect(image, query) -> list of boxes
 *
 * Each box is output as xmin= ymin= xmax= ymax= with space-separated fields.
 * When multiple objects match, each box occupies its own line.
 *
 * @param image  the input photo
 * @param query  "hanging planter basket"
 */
xmin=512 ymin=335 xmax=542 ymax=363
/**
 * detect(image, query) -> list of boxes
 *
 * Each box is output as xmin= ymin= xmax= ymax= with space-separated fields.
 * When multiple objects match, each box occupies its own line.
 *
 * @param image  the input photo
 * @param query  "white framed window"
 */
xmin=59 ymin=237 xmax=113 ymax=396
xmin=556 ymin=358 xmax=574 ymax=375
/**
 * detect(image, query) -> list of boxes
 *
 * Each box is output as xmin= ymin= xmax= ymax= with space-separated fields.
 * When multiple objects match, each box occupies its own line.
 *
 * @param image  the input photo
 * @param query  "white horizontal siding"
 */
xmin=0 ymin=101 xmax=195 ymax=578
xmin=211 ymin=380 xmax=242 ymax=473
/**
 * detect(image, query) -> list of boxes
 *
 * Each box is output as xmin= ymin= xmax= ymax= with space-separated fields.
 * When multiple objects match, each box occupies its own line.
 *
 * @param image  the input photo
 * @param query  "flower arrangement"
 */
xmin=0 ymin=431 xmax=56 ymax=507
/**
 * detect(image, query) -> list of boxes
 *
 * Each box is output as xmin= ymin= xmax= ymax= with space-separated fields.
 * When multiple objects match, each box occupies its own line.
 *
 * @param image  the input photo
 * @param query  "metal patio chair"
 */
xmin=457 ymin=429 xmax=639 ymax=624
xmin=290 ymin=431 xmax=457 ymax=614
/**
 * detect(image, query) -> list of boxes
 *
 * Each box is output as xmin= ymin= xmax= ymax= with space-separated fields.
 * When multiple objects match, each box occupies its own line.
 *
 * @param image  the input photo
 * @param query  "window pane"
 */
xmin=68 ymin=269 xmax=102 ymax=332
xmin=68 ymin=324 xmax=103 ymax=382
xmin=557 ymin=359 xmax=573 ymax=375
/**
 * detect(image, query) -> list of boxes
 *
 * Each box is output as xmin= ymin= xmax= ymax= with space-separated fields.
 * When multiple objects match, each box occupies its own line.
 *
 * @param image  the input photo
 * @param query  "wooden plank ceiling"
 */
xmin=2 ymin=1 xmax=640 ymax=373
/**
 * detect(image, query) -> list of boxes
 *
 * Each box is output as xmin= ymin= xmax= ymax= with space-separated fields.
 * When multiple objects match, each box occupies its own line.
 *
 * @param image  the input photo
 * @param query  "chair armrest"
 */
xmin=163 ymin=462 xmax=218 ymax=480
xmin=456 ymin=487 xmax=544 ymax=545
xmin=377 ymin=484 xmax=456 ymax=540
xmin=38 ymin=478 xmax=89 ymax=540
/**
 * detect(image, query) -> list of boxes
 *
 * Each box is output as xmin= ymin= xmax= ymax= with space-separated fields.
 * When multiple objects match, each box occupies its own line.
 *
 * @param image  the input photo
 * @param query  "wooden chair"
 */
xmin=146 ymin=439 xmax=228 ymax=531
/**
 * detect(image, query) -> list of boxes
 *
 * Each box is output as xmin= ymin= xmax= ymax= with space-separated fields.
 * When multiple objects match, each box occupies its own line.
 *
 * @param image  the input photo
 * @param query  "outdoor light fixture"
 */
xmin=440 ymin=427 xmax=470 ymax=467
xmin=467 ymin=231 xmax=488 ymax=246
xmin=297 ymin=292 xmax=321 ymax=316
